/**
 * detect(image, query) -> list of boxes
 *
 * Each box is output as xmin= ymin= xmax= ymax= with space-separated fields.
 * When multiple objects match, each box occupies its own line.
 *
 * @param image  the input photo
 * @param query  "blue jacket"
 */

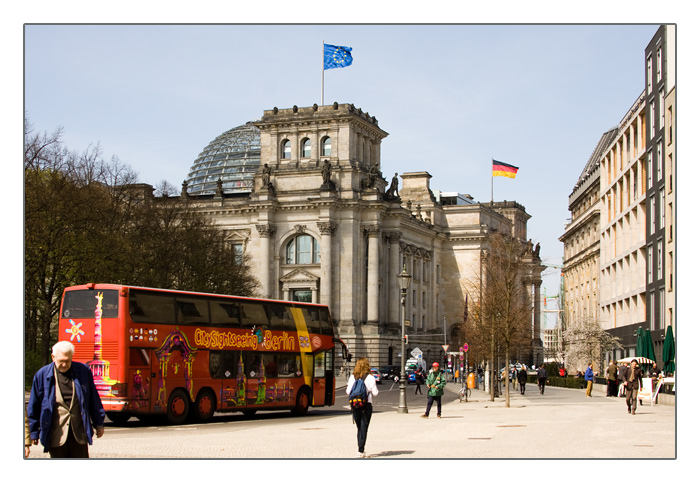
xmin=27 ymin=361 xmax=106 ymax=453
xmin=584 ymin=367 xmax=595 ymax=382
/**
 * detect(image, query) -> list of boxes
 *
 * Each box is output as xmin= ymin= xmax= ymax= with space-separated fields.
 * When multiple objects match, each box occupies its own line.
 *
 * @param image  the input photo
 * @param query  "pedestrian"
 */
xmin=27 ymin=341 xmax=105 ymax=458
xmin=511 ymin=366 xmax=517 ymax=390
xmin=584 ymin=362 xmax=595 ymax=397
xmin=618 ymin=362 xmax=629 ymax=397
xmin=345 ymin=357 xmax=379 ymax=458
xmin=537 ymin=364 xmax=547 ymax=394
xmin=622 ymin=359 xmax=644 ymax=415
xmin=650 ymin=362 xmax=662 ymax=393
xmin=517 ymin=366 xmax=528 ymax=394
xmin=421 ymin=362 xmax=446 ymax=419
xmin=606 ymin=360 xmax=618 ymax=397
xmin=24 ymin=408 xmax=32 ymax=458
xmin=414 ymin=368 xmax=424 ymax=395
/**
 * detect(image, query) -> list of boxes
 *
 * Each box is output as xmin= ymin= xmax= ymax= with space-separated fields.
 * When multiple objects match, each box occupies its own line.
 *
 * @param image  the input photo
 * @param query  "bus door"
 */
xmin=312 ymin=349 xmax=335 ymax=406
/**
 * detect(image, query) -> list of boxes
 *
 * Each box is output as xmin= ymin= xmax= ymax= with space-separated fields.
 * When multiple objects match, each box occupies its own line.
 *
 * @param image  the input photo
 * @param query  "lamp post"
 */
xmin=397 ymin=264 xmax=412 ymax=414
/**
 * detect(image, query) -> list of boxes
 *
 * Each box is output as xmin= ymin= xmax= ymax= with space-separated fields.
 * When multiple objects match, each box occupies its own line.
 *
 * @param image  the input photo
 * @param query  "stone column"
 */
xmin=255 ymin=224 xmax=276 ymax=299
xmin=365 ymin=225 xmax=381 ymax=324
xmin=533 ymin=280 xmax=542 ymax=343
xmin=387 ymin=232 xmax=401 ymax=327
xmin=317 ymin=221 xmax=337 ymax=307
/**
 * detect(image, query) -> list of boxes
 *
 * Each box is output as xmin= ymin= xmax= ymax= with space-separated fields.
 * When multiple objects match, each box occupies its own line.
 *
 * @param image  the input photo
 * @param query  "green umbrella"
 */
xmin=643 ymin=329 xmax=656 ymax=363
xmin=662 ymin=325 xmax=675 ymax=374
xmin=635 ymin=327 xmax=645 ymax=358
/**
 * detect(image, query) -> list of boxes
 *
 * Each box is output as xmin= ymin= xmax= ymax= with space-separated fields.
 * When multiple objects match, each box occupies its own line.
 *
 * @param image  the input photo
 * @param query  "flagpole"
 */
xmin=321 ymin=41 xmax=325 ymax=106
xmin=491 ymin=158 xmax=494 ymax=204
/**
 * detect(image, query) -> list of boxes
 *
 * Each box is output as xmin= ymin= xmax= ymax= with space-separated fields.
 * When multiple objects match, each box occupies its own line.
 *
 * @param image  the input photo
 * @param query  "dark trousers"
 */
xmin=607 ymin=380 xmax=618 ymax=396
xmin=519 ymin=382 xmax=526 ymax=394
xmin=626 ymin=387 xmax=639 ymax=413
xmin=415 ymin=383 xmax=422 ymax=395
xmin=538 ymin=378 xmax=546 ymax=394
xmin=49 ymin=428 xmax=89 ymax=458
xmin=352 ymin=404 xmax=373 ymax=453
xmin=425 ymin=395 xmax=442 ymax=416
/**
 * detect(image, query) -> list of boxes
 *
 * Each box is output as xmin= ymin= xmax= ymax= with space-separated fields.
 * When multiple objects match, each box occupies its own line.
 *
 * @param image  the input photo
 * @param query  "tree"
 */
xmin=563 ymin=317 xmax=621 ymax=374
xmin=24 ymin=119 xmax=259 ymax=375
xmin=462 ymin=233 xmax=537 ymax=407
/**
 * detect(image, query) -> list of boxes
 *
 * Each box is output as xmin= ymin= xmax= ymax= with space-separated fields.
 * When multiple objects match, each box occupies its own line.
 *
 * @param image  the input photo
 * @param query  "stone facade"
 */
xmin=183 ymin=103 xmax=543 ymax=369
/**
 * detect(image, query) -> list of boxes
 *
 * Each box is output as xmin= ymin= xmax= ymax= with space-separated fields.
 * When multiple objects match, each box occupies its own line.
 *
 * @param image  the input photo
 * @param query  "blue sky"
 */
xmin=23 ymin=23 xmax=665 ymax=328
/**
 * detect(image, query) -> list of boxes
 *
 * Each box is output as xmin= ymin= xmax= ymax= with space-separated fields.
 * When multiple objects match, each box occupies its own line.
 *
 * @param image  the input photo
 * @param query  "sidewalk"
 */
xmin=28 ymin=382 xmax=674 ymax=460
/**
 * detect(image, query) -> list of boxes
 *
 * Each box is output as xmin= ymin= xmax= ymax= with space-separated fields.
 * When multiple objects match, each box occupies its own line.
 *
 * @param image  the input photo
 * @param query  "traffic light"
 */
xmin=403 ymin=335 xmax=408 ymax=344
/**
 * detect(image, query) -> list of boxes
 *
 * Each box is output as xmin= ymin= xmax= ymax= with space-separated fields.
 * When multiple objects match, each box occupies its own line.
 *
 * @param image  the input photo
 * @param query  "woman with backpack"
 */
xmin=346 ymin=357 xmax=379 ymax=458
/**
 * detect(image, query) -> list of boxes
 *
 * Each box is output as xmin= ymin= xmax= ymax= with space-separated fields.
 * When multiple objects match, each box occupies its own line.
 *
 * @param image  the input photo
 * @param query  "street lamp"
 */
xmin=397 ymin=264 xmax=412 ymax=414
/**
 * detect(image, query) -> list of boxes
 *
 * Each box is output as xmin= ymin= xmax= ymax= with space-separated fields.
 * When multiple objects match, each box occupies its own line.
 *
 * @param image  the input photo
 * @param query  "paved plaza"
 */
xmin=25 ymin=382 xmax=676 ymax=460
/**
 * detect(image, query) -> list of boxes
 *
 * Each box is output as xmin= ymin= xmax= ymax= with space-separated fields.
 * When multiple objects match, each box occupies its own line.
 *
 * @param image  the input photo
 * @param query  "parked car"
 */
xmin=370 ymin=368 xmax=382 ymax=384
xmin=380 ymin=365 xmax=401 ymax=380
xmin=407 ymin=371 xmax=416 ymax=384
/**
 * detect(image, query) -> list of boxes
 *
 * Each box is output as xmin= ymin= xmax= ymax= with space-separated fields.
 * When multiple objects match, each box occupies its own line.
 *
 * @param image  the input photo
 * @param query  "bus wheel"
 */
xmin=166 ymin=389 xmax=190 ymax=425
xmin=192 ymin=389 xmax=216 ymax=423
xmin=106 ymin=411 xmax=131 ymax=425
xmin=291 ymin=388 xmax=310 ymax=416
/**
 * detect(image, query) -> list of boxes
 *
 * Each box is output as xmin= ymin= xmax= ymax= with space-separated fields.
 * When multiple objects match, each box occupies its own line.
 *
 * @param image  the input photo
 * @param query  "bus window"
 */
xmin=209 ymin=351 xmax=222 ymax=378
xmin=314 ymin=352 xmax=325 ymax=378
xmin=247 ymin=352 xmax=263 ymax=378
xmin=263 ymin=353 xmax=278 ymax=377
xmin=267 ymin=303 xmax=295 ymax=331
xmin=175 ymin=296 xmax=209 ymax=325
xmin=62 ymin=289 xmax=119 ymax=319
xmin=209 ymin=351 xmax=241 ymax=379
xmin=277 ymin=354 xmax=301 ymax=378
xmin=240 ymin=302 xmax=268 ymax=329
xmin=300 ymin=306 xmax=321 ymax=333
xmin=211 ymin=301 xmax=240 ymax=326
xmin=129 ymin=291 xmax=175 ymax=324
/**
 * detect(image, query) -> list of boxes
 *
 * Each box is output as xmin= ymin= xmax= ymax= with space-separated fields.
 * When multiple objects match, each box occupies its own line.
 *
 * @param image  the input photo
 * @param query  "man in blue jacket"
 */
xmin=28 ymin=341 xmax=105 ymax=457
xmin=584 ymin=362 xmax=596 ymax=398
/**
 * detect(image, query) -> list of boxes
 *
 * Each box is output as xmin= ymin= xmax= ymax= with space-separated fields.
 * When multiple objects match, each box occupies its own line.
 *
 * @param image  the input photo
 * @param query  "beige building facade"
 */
xmin=183 ymin=103 xmax=544 ymax=369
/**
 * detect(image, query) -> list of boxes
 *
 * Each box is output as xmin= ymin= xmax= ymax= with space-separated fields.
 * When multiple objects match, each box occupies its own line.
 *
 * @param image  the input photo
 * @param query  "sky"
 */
xmin=22 ymin=22 xmax=664 ymax=329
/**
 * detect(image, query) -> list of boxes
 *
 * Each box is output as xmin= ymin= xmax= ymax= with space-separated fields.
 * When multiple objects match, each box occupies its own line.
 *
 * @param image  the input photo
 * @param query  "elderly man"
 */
xmin=27 ymin=341 xmax=105 ymax=457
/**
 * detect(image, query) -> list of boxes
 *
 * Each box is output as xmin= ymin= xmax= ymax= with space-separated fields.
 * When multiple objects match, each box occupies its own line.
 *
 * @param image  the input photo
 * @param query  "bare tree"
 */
xmin=563 ymin=317 xmax=621 ymax=374
xmin=462 ymin=233 xmax=535 ymax=407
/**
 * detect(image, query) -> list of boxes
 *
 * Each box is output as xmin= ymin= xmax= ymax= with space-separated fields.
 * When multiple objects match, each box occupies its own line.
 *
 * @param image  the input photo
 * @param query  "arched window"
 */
xmin=321 ymin=136 xmax=332 ymax=156
xmin=301 ymin=138 xmax=311 ymax=158
xmin=286 ymin=235 xmax=320 ymax=264
xmin=281 ymin=139 xmax=291 ymax=159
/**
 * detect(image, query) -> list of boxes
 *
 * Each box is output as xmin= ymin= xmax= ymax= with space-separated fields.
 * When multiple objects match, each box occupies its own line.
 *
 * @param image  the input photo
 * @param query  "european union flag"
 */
xmin=323 ymin=43 xmax=353 ymax=70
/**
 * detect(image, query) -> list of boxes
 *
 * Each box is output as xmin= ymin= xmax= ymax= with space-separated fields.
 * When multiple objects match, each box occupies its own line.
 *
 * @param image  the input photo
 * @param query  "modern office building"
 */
xmin=561 ymin=25 xmax=676 ymax=367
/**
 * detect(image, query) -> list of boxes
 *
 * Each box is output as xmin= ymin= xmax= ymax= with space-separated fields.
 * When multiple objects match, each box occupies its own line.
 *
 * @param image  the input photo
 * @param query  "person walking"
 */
xmin=537 ymin=364 xmax=548 ymax=394
xmin=584 ymin=362 xmax=595 ymax=397
xmin=618 ymin=362 xmax=629 ymax=397
xmin=345 ymin=357 xmax=379 ymax=458
xmin=517 ymin=366 xmax=528 ymax=394
xmin=623 ymin=359 xmax=644 ymax=415
xmin=606 ymin=361 xmax=618 ymax=397
xmin=27 ymin=341 xmax=105 ymax=458
xmin=414 ymin=368 xmax=424 ymax=395
xmin=421 ymin=362 xmax=446 ymax=419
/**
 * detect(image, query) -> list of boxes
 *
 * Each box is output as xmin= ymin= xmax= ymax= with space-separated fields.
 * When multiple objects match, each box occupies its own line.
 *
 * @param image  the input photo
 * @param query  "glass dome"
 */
xmin=185 ymin=122 xmax=261 ymax=195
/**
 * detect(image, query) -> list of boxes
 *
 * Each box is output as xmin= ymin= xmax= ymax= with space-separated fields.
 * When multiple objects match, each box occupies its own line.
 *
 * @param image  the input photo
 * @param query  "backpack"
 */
xmin=348 ymin=376 xmax=368 ymax=409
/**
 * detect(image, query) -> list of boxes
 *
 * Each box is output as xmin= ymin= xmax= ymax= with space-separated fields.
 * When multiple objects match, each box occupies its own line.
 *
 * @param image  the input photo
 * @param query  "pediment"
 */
xmin=279 ymin=268 xmax=319 ymax=283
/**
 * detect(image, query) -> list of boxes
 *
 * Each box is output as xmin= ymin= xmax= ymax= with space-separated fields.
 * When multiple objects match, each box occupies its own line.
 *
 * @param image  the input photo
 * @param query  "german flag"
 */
xmin=492 ymin=160 xmax=519 ymax=179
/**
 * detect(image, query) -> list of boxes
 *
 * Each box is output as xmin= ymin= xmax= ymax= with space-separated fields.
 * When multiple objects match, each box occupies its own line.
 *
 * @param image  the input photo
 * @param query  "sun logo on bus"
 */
xmin=65 ymin=319 xmax=85 ymax=342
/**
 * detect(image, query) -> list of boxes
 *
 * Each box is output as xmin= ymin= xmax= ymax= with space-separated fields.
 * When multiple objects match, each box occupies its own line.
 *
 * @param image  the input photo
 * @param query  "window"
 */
xmin=657 ymin=242 xmax=663 ymax=281
xmin=232 ymin=242 xmax=244 ymax=265
xmin=649 ymin=195 xmax=656 ymax=233
xmin=281 ymin=139 xmax=291 ymax=159
xmin=650 ymin=100 xmax=655 ymax=136
xmin=301 ymin=138 xmax=311 ymax=158
xmin=286 ymin=235 xmax=320 ymax=264
xmin=647 ymin=246 xmax=653 ymax=283
xmin=647 ymin=55 xmax=653 ymax=94
xmin=321 ymin=137 xmax=332 ymax=156
xmin=647 ymin=155 xmax=653 ymax=189
xmin=656 ymin=48 xmax=663 ymax=83
xmin=656 ymin=142 xmax=663 ymax=181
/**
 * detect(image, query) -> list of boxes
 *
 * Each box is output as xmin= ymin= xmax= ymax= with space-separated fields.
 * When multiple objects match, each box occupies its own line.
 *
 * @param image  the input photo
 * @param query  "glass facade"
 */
xmin=185 ymin=122 xmax=261 ymax=195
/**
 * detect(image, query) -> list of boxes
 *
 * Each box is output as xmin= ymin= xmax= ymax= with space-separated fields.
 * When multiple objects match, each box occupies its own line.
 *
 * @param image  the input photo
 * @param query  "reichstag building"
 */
xmin=177 ymin=102 xmax=544 ymax=368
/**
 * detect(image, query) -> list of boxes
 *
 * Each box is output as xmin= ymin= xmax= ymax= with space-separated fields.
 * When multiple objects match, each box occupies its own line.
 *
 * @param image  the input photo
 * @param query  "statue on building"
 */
xmin=384 ymin=173 xmax=400 ymax=201
xmin=180 ymin=180 xmax=189 ymax=199
xmin=216 ymin=178 xmax=224 ymax=198
xmin=320 ymin=160 xmax=335 ymax=190
xmin=534 ymin=242 xmax=541 ymax=258
xmin=362 ymin=163 xmax=379 ymax=190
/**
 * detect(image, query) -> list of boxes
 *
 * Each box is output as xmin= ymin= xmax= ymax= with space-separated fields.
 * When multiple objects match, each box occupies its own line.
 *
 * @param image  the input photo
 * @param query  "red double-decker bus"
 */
xmin=58 ymin=283 xmax=348 ymax=424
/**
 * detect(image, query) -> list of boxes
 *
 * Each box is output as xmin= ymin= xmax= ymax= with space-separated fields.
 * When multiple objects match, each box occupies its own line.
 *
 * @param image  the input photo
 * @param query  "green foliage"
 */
xmin=24 ymin=120 xmax=259 ymax=365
